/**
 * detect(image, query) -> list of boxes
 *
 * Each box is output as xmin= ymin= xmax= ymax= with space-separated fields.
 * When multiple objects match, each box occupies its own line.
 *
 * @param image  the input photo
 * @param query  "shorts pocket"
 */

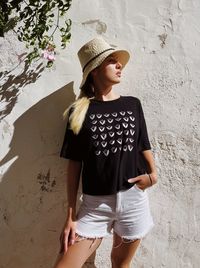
xmin=134 ymin=183 xmax=145 ymax=193
xmin=82 ymin=194 xmax=114 ymax=212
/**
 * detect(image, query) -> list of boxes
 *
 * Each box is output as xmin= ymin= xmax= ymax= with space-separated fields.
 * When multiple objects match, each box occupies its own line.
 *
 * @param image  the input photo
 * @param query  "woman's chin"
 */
xmin=112 ymin=78 xmax=121 ymax=84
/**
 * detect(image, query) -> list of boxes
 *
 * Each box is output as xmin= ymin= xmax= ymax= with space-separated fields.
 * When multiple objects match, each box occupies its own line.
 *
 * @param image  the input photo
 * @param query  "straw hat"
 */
xmin=77 ymin=37 xmax=130 ymax=88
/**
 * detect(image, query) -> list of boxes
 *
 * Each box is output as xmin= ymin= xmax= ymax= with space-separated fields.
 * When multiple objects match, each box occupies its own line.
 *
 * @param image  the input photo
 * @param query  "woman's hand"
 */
xmin=128 ymin=173 xmax=157 ymax=191
xmin=59 ymin=217 xmax=77 ymax=254
xmin=59 ymin=160 xmax=82 ymax=253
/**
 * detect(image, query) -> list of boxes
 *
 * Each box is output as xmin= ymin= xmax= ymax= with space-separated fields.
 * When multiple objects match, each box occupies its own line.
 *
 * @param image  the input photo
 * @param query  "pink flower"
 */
xmin=47 ymin=54 xmax=56 ymax=61
xmin=42 ymin=51 xmax=49 ymax=59
xmin=42 ymin=49 xmax=56 ymax=61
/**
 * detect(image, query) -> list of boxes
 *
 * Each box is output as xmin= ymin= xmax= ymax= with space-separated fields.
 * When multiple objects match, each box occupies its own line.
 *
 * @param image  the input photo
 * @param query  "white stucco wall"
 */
xmin=0 ymin=0 xmax=200 ymax=267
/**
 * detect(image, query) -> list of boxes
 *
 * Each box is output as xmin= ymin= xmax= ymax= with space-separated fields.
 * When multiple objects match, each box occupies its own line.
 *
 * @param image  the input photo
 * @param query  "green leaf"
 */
xmin=47 ymin=60 xmax=54 ymax=67
xmin=1 ymin=0 xmax=72 ymax=65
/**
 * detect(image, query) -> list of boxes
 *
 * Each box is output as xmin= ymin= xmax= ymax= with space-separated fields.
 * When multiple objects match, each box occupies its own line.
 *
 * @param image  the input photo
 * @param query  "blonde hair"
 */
xmin=63 ymin=74 xmax=95 ymax=135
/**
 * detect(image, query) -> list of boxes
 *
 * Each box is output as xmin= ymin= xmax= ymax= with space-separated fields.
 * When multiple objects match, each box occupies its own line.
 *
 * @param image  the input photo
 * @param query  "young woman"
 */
xmin=54 ymin=37 xmax=157 ymax=268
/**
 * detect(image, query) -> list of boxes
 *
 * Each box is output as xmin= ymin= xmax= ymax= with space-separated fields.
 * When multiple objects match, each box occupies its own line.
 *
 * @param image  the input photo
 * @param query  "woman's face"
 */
xmin=92 ymin=55 xmax=123 ymax=86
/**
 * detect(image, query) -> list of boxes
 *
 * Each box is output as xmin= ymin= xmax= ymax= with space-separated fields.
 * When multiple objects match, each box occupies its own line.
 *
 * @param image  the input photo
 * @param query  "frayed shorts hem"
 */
xmin=76 ymin=221 xmax=154 ymax=242
xmin=75 ymin=230 xmax=108 ymax=240
xmin=114 ymin=221 xmax=155 ymax=241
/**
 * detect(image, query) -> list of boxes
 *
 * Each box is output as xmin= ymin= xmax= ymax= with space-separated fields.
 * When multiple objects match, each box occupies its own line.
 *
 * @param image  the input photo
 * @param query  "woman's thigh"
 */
xmin=111 ymin=232 xmax=141 ymax=268
xmin=53 ymin=237 xmax=102 ymax=268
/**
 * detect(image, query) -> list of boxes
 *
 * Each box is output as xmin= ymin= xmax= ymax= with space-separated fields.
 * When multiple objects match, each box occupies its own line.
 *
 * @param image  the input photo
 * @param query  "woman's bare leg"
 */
xmin=53 ymin=237 xmax=102 ymax=268
xmin=83 ymin=251 xmax=97 ymax=268
xmin=111 ymin=232 xmax=141 ymax=268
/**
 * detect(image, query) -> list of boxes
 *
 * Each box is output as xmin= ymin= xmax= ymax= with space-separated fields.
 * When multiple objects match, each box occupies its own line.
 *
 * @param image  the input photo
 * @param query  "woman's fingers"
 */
xmin=69 ymin=229 xmax=76 ymax=246
xmin=59 ymin=221 xmax=77 ymax=253
xmin=64 ymin=229 xmax=70 ymax=252
xmin=128 ymin=177 xmax=139 ymax=183
xmin=128 ymin=174 xmax=151 ymax=189
xmin=59 ymin=231 xmax=65 ymax=253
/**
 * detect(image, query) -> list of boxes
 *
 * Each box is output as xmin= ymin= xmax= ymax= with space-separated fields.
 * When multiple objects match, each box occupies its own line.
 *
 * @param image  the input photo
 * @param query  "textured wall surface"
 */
xmin=0 ymin=0 xmax=200 ymax=267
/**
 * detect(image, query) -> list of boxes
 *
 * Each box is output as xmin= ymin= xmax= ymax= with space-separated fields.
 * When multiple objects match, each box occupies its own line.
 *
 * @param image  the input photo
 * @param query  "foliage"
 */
xmin=0 ymin=0 xmax=72 ymax=66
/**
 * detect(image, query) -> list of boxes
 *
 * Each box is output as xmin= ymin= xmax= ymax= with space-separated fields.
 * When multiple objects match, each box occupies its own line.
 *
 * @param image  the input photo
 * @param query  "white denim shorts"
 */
xmin=76 ymin=184 xmax=154 ymax=241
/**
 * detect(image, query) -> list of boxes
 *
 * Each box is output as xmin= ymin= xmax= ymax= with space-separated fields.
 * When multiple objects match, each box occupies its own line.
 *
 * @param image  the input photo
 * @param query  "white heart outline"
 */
xmin=99 ymin=126 xmax=105 ymax=132
xmin=101 ymin=133 xmax=107 ymax=140
xmin=103 ymin=149 xmax=109 ymax=156
xmin=97 ymin=114 xmax=102 ymax=118
xmin=101 ymin=141 xmax=107 ymax=147
xmin=90 ymin=114 xmax=95 ymax=119
xmin=111 ymin=147 xmax=117 ymax=153
xmin=91 ymin=126 xmax=97 ymax=132
xmin=95 ymin=150 xmax=101 ymax=155
xmin=109 ymin=132 xmax=114 ymax=137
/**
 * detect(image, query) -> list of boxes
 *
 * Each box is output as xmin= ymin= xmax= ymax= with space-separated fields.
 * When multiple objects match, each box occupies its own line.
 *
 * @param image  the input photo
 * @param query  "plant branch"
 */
xmin=0 ymin=0 xmax=72 ymax=66
xmin=49 ymin=7 xmax=60 ymax=40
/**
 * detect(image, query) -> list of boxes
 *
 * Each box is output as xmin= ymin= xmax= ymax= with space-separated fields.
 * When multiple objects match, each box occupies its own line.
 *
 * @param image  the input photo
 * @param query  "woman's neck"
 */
xmin=94 ymin=88 xmax=120 ymax=102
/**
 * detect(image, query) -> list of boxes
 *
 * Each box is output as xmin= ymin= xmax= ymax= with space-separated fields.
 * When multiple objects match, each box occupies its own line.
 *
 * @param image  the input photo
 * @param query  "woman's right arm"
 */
xmin=60 ymin=159 xmax=82 ymax=253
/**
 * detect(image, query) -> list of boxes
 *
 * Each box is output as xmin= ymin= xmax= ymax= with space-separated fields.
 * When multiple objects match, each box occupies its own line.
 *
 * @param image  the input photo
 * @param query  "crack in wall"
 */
xmin=82 ymin=19 xmax=107 ymax=34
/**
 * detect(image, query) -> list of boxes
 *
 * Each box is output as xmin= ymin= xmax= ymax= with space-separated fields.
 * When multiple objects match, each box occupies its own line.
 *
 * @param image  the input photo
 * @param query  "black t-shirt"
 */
xmin=60 ymin=96 xmax=151 ymax=195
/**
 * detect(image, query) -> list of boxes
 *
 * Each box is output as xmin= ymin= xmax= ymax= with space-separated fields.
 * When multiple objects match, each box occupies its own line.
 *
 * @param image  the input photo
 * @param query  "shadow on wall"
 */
xmin=0 ymin=59 xmax=45 ymax=120
xmin=0 ymin=82 xmax=81 ymax=268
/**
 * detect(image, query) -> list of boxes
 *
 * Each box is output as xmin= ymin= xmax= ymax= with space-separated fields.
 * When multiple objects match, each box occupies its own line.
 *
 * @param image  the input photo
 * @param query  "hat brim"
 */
xmin=80 ymin=48 xmax=130 ymax=88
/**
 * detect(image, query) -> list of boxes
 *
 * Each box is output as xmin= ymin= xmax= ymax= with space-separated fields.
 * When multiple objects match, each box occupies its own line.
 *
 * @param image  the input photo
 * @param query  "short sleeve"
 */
xmin=138 ymin=100 xmax=151 ymax=151
xmin=60 ymin=111 xmax=83 ymax=161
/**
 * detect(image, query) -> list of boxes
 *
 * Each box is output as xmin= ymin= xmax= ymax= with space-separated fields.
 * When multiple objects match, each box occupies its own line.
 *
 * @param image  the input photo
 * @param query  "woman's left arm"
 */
xmin=142 ymin=149 xmax=158 ymax=185
xmin=128 ymin=99 xmax=158 ymax=189
xmin=128 ymin=149 xmax=158 ymax=189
